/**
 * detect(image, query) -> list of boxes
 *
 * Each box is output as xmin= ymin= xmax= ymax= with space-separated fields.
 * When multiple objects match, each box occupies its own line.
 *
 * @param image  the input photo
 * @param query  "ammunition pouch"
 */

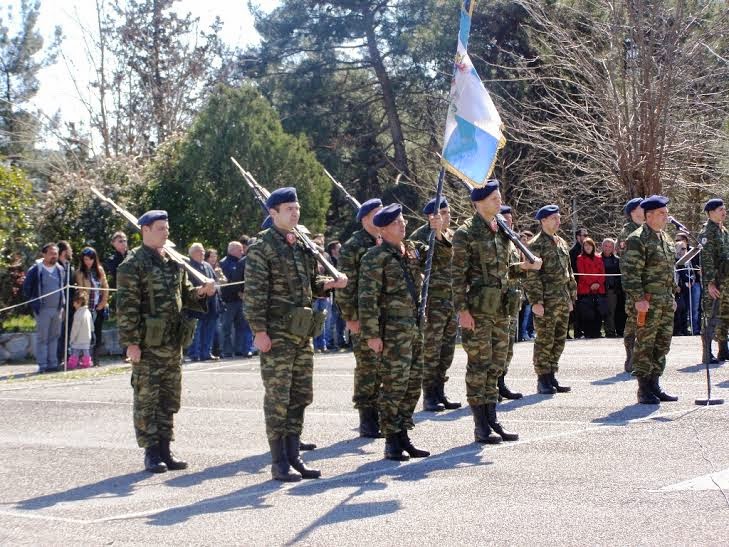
xmin=143 ymin=317 xmax=166 ymax=347
xmin=179 ymin=317 xmax=198 ymax=348
xmin=312 ymin=309 xmax=327 ymax=337
xmin=287 ymin=306 xmax=315 ymax=338
xmin=468 ymin=286 xmax=503 ymax=316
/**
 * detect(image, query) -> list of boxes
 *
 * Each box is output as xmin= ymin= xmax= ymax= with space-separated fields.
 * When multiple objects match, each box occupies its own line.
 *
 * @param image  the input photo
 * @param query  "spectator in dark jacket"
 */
xmin=601 ymin=238 xmax=624 ymax=337
xmin=569 ymin=227 xmax=589 ymax=338
xmin=22 ymin=243 xmax=66 ymax=373
xmin=673 ymin=241 xmax=692 ymax=336
xmin=56 ymin=240 xmax=74 ymax=364
xmin=186 ymin=243 xmax=220 ymax=361
xmin=104 ymin=231 xmax=128 ymax=290
xmin=219 ymin=241 xmax=246 ymax=357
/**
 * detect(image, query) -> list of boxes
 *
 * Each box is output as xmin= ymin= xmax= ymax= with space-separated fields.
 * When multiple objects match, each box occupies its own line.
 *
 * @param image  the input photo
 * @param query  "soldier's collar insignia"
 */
xmin=701 ymin=237 xmax=707 ymax=245
xmin=285 ymin=232 xmax=296 ymax=246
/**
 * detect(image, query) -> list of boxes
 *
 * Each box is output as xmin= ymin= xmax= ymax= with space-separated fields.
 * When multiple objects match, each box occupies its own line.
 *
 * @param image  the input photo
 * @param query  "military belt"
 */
xmin=428 ymin=289 xmax=452 ymax=300
xmin=384 ymin=309 xmax=418 ymax=319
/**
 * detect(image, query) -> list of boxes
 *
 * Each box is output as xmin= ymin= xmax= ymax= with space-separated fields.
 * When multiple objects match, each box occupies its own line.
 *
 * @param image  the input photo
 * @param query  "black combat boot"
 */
xmin=285 ymin=435 xmax=321 ymax=479
xmin=422 ymin=384 xmax=446 ymax=412
xmin=550 ymin=372 xmax=571 ymax=393
xmin=144 ymin=445 xmax=168 ymax=474
xmin=159 ymin=439 xmax=188 ymax=470
xmin=486 ymin=403 xmax=519 ymax=441
xmin=358 ymin=407 xmax=383 ymax=438
xmin=498 ymin=374 xmax=523 ymax=400
xmin=384 ymin=433 xmax=410 ymax=461
xmin=718 ymin=341 xmax=729 ymax=362
xmin=436 ymin=380 xmax=462 ymax=409
xmin=268 ymin=438 xmax=302 ymax=482
xmin=470 ymin=404 xmax=502 ymax=444
xmin=399 ymin=430 xmax=430 ymax=458
xmin=537 ymin=374 xmax=556 ymax=394
xmin=624 ymin=336 xmax=634 ymax=373
xmin=299 ymin=440 xmax=317 ymax=451
xmin=650 ymin=375 xmax=678 ymax=402
xmin=636 ymin=376 xmax=660 ymax=405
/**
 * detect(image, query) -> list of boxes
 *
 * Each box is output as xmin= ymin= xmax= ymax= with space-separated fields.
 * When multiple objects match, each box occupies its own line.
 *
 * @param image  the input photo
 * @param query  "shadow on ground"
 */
xmin=592 ymin=403 xmax=660 ymax=425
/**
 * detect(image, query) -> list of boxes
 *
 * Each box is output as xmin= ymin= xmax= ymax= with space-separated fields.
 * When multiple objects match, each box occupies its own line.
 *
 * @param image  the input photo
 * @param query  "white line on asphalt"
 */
xmin=656 ymin=468 xmax=729 ymax=492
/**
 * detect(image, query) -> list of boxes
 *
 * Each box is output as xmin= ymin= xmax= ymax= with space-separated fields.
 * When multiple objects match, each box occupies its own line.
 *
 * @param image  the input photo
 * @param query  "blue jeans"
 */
xmin=188 ymin=317 xmax=218 ymax=359
xmin=35 ymin=307 xmax=62 ymax=370
xmin=690 ymin=282 xmax=701 ymax=334
xmin=241 ymin=302 xmax=255 ymax=354
xmin=220 ymin=300 xmax=245 ymax=355
xmin=313 ymin=298 xmax=330 ymax=350
xmin=326 ymin=300 xmax=345 ymax=349
xmin=520 ymin=303 xmax=533 ymax=339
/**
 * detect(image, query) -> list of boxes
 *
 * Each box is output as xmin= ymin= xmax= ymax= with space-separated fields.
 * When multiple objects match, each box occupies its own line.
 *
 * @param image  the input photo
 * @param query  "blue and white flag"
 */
xmin=442 ymin=0 xmax=505 ymax=187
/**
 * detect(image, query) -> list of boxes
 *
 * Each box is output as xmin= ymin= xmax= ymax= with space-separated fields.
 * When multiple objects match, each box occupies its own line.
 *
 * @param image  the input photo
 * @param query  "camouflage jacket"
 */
xmin=452 ymin=214 xmax=522 ymax=313
xmin=698 ymin=219 xmax=729 ymax=286
xmin=617 ymin=220 xmax=642 ymax=256
xmin=116 ymin=245 xmax=205 ymax=348
xmin=621 ymin=224 xmax=677 ymax=301
xmin=523 ymin=231 xmax=577 ymax=305
xmin=409 ymin=223 xmax=454 ymax=300
xmin=358 ymin=239 xmax=433 ymax=340
xmin=337 ymin=229 xmax=378 ymax=321
xmin=244 ymin=227 xmax=329 ymax=334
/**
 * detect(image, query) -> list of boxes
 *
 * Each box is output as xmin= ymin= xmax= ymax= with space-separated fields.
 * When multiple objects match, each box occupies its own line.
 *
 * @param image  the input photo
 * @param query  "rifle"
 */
xmin=454 ymin=179 xmax=537 ymax=264
xmin=230 ymin=157 xmax=344 ymax=280
xmin=90 ymin=187 xmax=212 ymax=284
xmin=322 ymin=168 xmax=361 ymax=210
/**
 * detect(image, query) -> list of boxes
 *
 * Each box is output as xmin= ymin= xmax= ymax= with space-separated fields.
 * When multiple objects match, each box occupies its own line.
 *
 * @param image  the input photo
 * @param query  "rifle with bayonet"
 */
xmin=322 ymin=168 xmax=361 ymax=210
xmin=230 ymin=157 xmax=344 ymax=280
xmin=90 ymin=187 xmax=213 ymax=284
xmin=453 ymin=179 xmax=537 ymax=264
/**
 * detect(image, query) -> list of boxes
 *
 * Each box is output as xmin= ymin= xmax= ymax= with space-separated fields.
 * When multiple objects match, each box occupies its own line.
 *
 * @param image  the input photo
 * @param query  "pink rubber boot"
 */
xmin=67 ymin=354 xmax=79 ymax=370
xmin=80 ymin=355 xmax=92 ymax=369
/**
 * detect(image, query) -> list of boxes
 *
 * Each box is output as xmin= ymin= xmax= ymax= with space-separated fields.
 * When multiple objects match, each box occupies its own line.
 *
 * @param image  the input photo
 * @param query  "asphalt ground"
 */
xmin=1 ymin=336 xmax=728 ymax=545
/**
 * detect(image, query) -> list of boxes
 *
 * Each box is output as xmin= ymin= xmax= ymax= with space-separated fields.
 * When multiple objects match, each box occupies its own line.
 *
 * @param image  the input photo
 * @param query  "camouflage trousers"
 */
xmin=462 ymin=313 xmax=510 ymax=406
xmin=505 ymin=315 xmax=518 ymax=373
xmin=624 ymin=295 xmax=636 ymax=355
xmin=131 ymin=347 xmax=183 ymax=448
xmin=712 ymin=289 xmax=729 ymax=341
xmin=378 ymin=318 xmax=423 ymax=436
xmin=633 ymin=293 xmax=674 ymax=378
xmin=532 ymin=297 xmax=571 ymax=375
xmin=260 ymin=333 xmax=314 ymax=441
xmin=421 ymin=297 xmax=457 ymax=388
xmin=351 ymin=333 xmax=381 ymax=409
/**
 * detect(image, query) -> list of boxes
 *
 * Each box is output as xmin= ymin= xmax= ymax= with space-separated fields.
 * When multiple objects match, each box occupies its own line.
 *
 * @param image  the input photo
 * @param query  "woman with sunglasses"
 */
xmin=75 ymin=247 xmax=110 ymax=366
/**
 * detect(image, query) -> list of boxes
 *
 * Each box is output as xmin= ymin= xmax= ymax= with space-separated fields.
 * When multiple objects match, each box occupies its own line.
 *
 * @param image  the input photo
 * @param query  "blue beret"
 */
xmin=623 ymin=197 xmax=643 ymax=216
xmin=373 ymin=203 xmax=403 ymax=228
xmin=265 ymin=187 xmax=298 ymax=209
xmin=535 ymin=204 xmax=560 ymax=220
xmin=499 ymin=205 xmax=512 ymax=215
xmin=704 ymin=198 xmax=724 ymax=212
xmin=640 ymin=195 xmax=669 ymax=211
xmin=261 ymin=216 xmax=273 ymax=229
xmin=356 ymin=198 xmax=383 ymax=222
xmin=137 ymin=209 xmax=168 ymax=226
xmin=470 ymin=179 xmax=499 ymax=202
xmin=422 ymin=197 xmax=448 ymax=215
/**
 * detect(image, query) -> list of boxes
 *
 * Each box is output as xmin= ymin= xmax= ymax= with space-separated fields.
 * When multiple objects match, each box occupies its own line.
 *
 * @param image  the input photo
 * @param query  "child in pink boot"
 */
xmin=69 ymin=292 xmax=94 ymax=369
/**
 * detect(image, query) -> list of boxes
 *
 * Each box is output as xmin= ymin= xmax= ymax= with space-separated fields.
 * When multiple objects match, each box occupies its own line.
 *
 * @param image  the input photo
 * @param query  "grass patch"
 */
xmin=0 ymin=363 xmax=131 ymax=384
xmin=2 ymin=314 xmax=36 ymax=333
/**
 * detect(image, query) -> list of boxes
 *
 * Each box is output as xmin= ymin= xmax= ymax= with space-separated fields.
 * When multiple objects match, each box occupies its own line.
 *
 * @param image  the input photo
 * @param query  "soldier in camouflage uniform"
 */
xmin=621 ymin=195 xmax=679 ymax=404
xmin=453 ymin=181 xmax=541 ymax=445
xmin=499 ymin=205 xmax=524 ymax=400
xmin=523 ymin=204 xmax=577 ymax=395
xmin=117 ymin=210 xmax=215 ymax=473
xmin=337 ymin=198 xmax=383 ymax=437
xmin=359 ymin=203 xmax=440 ymax=461
xmin=245 ymin=187 xmax=347 ymax=482
xmin=617 ymin=197 xmax=645 ymax=372
xmin=410 ymin=197 xmax=461 ymax=412
xmin=697 ymin=198 xmax=729 ymax=363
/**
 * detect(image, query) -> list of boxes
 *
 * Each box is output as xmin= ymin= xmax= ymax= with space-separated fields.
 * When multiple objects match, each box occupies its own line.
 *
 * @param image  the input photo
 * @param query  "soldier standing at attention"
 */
xmin=621 ymin=195 xmax=679 ymax=404
xmin=359 ymin=203 xmax=439 ymax=461
xmin=498 ymin=205 xmax=525 ymax=400
xmin=337 ymin=198 xmax=384 ymax=438
xmin=698 ymin=199 xmax=729 ymax=362
xmin=453 ymin=182 xmax=541 ymax=444
xmin=523 ymin=204 xmax=576 ymax=395
xmin=116 ymin=210 xmax=215 ymax=473
xmin=617 ymin=197 xmax=645 ymax=372
xmin=245 ymin=187 xmax=347 ymax=482
xmin=410 ymin=197 xmax=461 ymax=412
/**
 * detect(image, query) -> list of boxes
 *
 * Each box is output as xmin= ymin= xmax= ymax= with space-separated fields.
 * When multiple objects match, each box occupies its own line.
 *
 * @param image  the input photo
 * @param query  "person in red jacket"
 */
xmin=576 ymin=237 xmax=608 ymax=338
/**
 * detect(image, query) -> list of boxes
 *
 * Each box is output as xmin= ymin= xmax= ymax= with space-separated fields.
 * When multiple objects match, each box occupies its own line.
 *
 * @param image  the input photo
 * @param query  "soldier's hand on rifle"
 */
xmin=325 ymin=274 xmax=348 ymax=290
xmin=346 ymin=320 xmax=360 ymax=334
xmin=197 ymin=281 xmax=215 ymax=297
xmin=532 ymin=303 xmax=545 ymax=317
xmin=127 ymin=344 xmax=142 ymax=364
xmin=635 ymin=299 xmax=650 ymax=313
xmin=568 ymin=301 xmax=574 ymax=312
xmin=367 ymin=337 xmax=383 ymax=353
xmin=459 ymin=309 xmax=475 ymax=330
xmin=254 ymin=331 xmax=272 ymax=353
xmin=520 ymin=257 xmax=543 ymax=271
xmin=709 ymin=281 xmax=721 ymax=299
xmin=429 ymin=214 xmax=443 ymax=239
